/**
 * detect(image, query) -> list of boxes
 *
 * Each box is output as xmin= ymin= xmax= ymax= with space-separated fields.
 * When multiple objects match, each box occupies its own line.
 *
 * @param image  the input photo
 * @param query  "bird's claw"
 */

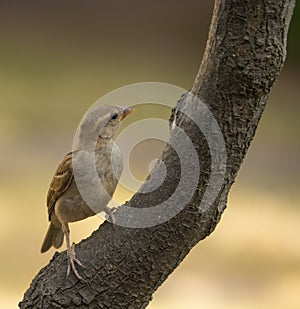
xmin=105 ymin=207 xmax=117 ymax=225
xmin=66 ymin=243 xmax=86 ymax=281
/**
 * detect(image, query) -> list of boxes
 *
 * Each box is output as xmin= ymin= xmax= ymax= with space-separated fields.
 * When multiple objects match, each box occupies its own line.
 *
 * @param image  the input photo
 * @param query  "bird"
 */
xmin=40 ymin=105 xmax=133 ymax=280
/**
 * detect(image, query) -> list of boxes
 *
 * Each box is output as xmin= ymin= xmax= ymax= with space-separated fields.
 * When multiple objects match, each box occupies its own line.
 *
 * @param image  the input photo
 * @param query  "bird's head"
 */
xmin=77 ymin=105 xmax=133 ymax=146
xmin=98 ymin=105 xmax=133 ymax=139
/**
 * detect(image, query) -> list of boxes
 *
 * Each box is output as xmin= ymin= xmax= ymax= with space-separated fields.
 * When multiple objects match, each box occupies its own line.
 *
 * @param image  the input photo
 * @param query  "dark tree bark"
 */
xmin=20 ymin=0 xmax=295 ymax=308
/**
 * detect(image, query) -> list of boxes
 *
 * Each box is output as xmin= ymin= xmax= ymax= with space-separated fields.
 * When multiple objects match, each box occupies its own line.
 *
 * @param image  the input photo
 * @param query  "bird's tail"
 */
xmin=40 ymin=223 xmax=64 ymax=253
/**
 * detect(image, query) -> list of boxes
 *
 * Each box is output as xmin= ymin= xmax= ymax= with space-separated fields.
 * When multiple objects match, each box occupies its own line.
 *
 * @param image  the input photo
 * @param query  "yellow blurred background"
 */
xmin=0 ymin=1 xmax=299 ymax=308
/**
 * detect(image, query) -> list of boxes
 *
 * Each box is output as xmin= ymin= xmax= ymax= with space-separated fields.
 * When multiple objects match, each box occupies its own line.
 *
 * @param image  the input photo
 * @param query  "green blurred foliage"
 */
xmin=288 ymin=1 xmax=300 ymax=63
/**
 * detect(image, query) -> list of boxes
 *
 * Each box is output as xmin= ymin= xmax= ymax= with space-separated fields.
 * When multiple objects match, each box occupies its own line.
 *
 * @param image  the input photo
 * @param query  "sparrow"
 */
xmin=40 ymin=105 xmax=133 ymax=280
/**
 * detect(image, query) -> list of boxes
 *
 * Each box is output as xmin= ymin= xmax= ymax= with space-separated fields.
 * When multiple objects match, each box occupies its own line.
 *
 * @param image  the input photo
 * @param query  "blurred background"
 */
xmin=0 ymin=1 xmax=299 ymax=308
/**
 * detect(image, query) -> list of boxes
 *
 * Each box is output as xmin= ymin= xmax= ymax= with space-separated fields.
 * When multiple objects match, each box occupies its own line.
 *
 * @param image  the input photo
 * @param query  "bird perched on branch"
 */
xmin=41 ymin=105 xmax=133 ymax=280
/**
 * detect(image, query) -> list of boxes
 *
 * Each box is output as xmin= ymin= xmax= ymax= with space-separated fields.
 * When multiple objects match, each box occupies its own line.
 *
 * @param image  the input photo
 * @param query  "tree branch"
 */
xmin=20 ymin=0 xmax=296 ymax=308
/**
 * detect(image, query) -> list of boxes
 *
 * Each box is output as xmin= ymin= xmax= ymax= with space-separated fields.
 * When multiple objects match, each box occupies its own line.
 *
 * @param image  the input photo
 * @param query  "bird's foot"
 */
xmin=66 ymin=243 xmax=86 ymax=281
xmin=104 ymin=207 xmax=117 ymax=225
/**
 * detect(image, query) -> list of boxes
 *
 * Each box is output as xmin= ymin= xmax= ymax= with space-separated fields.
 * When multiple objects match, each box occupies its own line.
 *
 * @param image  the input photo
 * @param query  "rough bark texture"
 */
xmin=20 ymin=0 xmax=295 ymax=308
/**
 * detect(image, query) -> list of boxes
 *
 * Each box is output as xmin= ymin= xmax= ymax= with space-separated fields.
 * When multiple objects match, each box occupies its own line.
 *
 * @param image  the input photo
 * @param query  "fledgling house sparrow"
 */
xmin=41 ymin=105 xmax=133 ymax=280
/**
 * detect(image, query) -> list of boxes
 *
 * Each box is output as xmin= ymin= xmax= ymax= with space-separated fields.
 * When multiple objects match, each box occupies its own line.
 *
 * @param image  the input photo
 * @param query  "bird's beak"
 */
xmin=120 ymin=107 xmax=134 ymax=120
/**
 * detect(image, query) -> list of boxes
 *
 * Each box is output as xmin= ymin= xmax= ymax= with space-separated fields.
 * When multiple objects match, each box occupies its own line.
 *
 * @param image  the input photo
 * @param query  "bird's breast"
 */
xmin=95 ymin=141 xmax=123 ymax=193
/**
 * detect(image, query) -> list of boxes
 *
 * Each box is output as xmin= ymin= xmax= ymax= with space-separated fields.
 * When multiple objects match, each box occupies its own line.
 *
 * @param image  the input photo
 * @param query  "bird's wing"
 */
xmin=47 ymin=151 xmax=74 ymax=220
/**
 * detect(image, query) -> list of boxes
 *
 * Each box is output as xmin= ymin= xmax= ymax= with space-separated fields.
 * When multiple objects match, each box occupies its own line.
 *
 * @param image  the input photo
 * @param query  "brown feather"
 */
xmin=47 ymin=151 xmax=74 ymax=220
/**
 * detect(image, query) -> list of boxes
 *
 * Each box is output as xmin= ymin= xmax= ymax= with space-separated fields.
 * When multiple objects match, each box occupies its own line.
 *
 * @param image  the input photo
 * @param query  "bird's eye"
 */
xmin=111 ymin=113 xmax=118 ymax=120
